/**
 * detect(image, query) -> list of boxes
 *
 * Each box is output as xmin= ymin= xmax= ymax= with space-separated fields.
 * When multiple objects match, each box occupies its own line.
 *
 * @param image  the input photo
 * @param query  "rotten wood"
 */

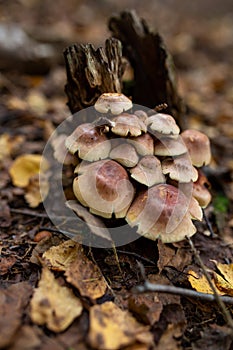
xmin=109 ymin=10 xmax=185 ymax=121
xmin=64 ymin=38 xmax=124 ymax=114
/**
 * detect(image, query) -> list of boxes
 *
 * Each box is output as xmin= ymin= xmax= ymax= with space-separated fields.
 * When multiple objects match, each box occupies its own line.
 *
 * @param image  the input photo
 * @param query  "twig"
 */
xmin=203 ymin=209 xmax=215 ymax=237
xmin=187 ymin=236 xmax=233 ymax=331
xmin=10 ymin=208 xmax=49 ymax=218
xmin=117 ymin=250 xmax=156 ymax=266
xmin=133 ymin=281 xmax=233 ymax=305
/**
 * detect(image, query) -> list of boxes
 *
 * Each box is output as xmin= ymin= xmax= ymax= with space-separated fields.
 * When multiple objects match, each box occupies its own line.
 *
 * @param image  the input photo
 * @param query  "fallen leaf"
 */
xmin=30 ymin=267 xmax=83 ymax=332
xmin=64 ymin=241 xmax=108 ymax=300
xmin=188 ymin=270 xmax=225 ymax=295
xmin=128 ymin=294 xmax=163 ymax=325
xmin=42 ymin=239 xmax=81 ymax=271
xmin=30 ymin=235 xmax=63 ymax=265
xmin=88 ymin=301 xmax=154 ymax=350
xmin=0 ymin=255 xmax=16 ymax=275
xmin=0 ymin=282 xmax=33 ymax=349
xmin=9 ymin=154 xmax=49 ymax=187
xmin=25 ymin=173 xmax=49 ymax=208
xmin=155 ymin=323 xmax=183 ymax=350
xmin=213 ymin=261 xmax=233 ymax=296
xmin=8 ymin=325 xmax=42 ymax=350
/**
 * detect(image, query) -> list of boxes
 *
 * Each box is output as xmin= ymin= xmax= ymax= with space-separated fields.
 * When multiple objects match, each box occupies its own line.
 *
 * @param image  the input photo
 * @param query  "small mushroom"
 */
xmin=154 ymin=136 xmax=187 ymax=157
xmin=181 ymin=129 xmax=211 ymax=167
xmin=134 ymin=110 xmax=148 ymax=123
xmin=192 ymin=170 xmax=211 ymax=208
xmin=73 ymin=160 xmax=135 ymax=219
xmin=128 ymin=133 xmax=154 ymax=156
xmin=65 ymin=123 xmax=111 ymax=161
xmin=94 ymin=93 xmax=133 ymax=115
xmin=126 ymin=184 xmax=202 ymax=243
xmin=162 ymin=155 xmax=198 ymax=183
xmin=147 ymin=113 xmax=180 ymax=136
xmin=51 ymin=133 xmax=78 ymax=165
xmin=130 ymin=156 xmax=165 ymax=187
xmin=109 ymin=143 xmax=139 ymax=167
xmin=111 ymin=113 xmax=147 ymax=137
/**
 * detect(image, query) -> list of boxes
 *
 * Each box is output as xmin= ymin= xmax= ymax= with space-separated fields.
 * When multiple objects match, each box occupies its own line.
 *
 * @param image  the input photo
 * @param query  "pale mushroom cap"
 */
xmin=65 ymin=123 xmax=111 ymax=161
xmin=181 ymin=129 xmax=211 ymax=167
xmin=94 ymin=93 xmax=133 ymax=115
xmin=134 ymin=110 xmax=148 ymax=123
xmin=147 ymin=113 xmax=180 ymax=136
xmin=128 ymin=133 xmax=154 ymax=156
xmin=154 ymin=136 xmax=187 ymax=157
xmin=162 ymin=154 xmax=198 ymax=183
xmin=111 ymin=113 xmax=147 ymax=137
xmin=109 ymin=143 xmax=139 ymax=167
xmin=73 ymin=160 xmax=135 ymax=219
xmin=130 ymin=155 xmax=165 ymax=187
xmin=51 ymin=134 xmax=78 ymax=165
xmin=126 ymin=184 xmax=201 ymax=243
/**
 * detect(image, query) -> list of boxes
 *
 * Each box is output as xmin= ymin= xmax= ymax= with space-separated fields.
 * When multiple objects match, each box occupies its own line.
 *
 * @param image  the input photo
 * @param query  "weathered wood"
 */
xmin=109 ymin=10 xmax=185 ymax=120
xmin=64 ymin=38 xmax=124 ymax=114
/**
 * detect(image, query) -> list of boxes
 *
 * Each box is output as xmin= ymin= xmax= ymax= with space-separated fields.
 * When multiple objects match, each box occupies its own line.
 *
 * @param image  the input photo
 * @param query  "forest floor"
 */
xmin=0 ymin=1 xmax=233 ymax=349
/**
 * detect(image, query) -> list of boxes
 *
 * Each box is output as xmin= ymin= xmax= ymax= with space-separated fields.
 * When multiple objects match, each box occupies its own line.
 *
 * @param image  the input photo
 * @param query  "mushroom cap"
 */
xmin=109 ymin=143 xmax=139 ymax=167
xmin=162 ymin=154 xmax=198 ymax=183
xmin=111 ymin=113 xmax=147 ymax=137
xmin=65 ymin=123 xmax=111 ymax=161
xmin=154 ymin=136 xmax=187 ymax=157
xmin=94 ymin=93 xmax=133 ymax=115
xmin=51 ymin=133 xmax=78 ymax=165
xmin=128 ymin=133 xmax=154 ymax=156
xmin=193 ymin=170 xmax=211 ymax=208
xmin=126 ymin=184 xmax=202 ymax=243
xmin=181 ymin=129 xmax=211 ymax=167
xmin=73 ymin=160 xmax=135 ymax=219
xmin=147 ymin=113 xmax=180 ymax=136
xmin=134 ymin=110 xmax=148 ymax=123
xmin=130 ymin=155 xmax=165 ymax=187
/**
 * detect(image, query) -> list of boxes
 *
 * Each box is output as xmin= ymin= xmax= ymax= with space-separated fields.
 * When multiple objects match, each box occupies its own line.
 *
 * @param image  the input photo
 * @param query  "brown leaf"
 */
xmin=0 ymin=255 xmax=16 ymax=275
xmin=128 ymin=294 xmax=163 ymax=325
xmin=30 ymin=267 xmax=83 ymax=332
xmin=30 ymin=235 xmax=63 ymax=265
xmin=0 ymin=200 xmax=12 ymax=227
xmin=8 ymin=325 xmax=42 ymax=350
xmin=25 ymin=173 xmax=49 ymax=208
xmin=0 ymin=282 xmax=33 ymax=349
xmin=156 ymin=323 xmax=183 ymax=350
xmin=64 ymin=241 xmax=107 ymax=300
xmin=88 ymin=301 xmax=154 ymax=350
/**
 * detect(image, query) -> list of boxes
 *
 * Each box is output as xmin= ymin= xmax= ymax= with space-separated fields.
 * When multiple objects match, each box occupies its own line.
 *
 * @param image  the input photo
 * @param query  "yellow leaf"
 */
xmin=25 ymin=174 xmax=49 ymax=208
xmin=188 ymin=270 xmax=215 ymax=294
xmin=9 ymin=154 xmax=49 ymax=187
xmin=213 ymin=262 xmax=233 ymax=296
xmin=30 ymin=267 xmax=82 ymax=332
xmin=42 ymin=240 xmax=80 ymax=271
xmin=88 ymin=302 xmax=153 ymax=350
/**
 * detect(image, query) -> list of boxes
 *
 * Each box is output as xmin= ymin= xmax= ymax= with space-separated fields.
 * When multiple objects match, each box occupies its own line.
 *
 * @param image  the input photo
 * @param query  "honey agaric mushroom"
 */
xmin=109 ymin=143 xmax=139 ymax=167
xmin=134 ymin=110 xmax=148 ymax=123
xmin=94 ymin=93 xmax=133 ymax=115
xmin=181 ymin=129 xmax=211 ymax=167
xmin=126 ymin=184 xmax=202 ymax=243
xmin=51 ymin=134 xmax=78 ymax=165
xmin=111 ymin=113 xmax=147 ymax=137
xmin=128 ymin=133 xmax=154 ymax=156
xmin=65 ymin=123 xmax=111 ymax=161
xmin=130 ymin=156 xmax=165 ymax=187
xmin=73 ymin=160 xmax=135 ymax=219
xmin=154 ymin=136 xmax=187 ymax=157
xmin=162 ymin=155 xmax=198 ymax=183
xmin=147 ymin=113 xmax=180 ymax=137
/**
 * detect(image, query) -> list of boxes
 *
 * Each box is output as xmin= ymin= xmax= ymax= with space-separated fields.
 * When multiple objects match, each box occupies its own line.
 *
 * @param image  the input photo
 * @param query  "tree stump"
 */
xmin=64 ymin=10 xmax=185 ymax=122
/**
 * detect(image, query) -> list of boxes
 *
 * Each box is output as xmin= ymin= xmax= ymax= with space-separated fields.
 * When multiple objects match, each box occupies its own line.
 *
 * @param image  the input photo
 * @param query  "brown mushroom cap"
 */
xmin=192 ymin=170 xmax=211 ymax=208
xmin=126 ymin=184 xmax=202 ymax=243
xmin=111 ymin=113 xmax=147 ymax=137
xmin=94 ymin=93 xmax=133 ymax=115
xmin=147 ymin=113 xmax=180 ymax=136
xmin=154 ymin=136 xmax=187 ymax=157
xmin=65 ymin=123 xmax=111 ymax=161
xmin=73 ymin=160 xmax=135 ymax=219
xmin=162 ymin=154 xmax=198 ymax=183
xmin=128 ymin=133 xmax=154 ymax=156
xmin=109 ymin=143 xmax=139 ymax=167
xmin=130 ymin=156 xmax=165 ymax=187
xmin=181 ymin=129 xmax=211 ymax=167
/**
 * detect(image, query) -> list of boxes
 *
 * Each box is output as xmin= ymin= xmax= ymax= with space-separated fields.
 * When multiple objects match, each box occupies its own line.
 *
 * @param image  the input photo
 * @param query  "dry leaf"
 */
xmin=25 ymin=173 xmax=49 ymax=208
xmin=64 ymin=242 xmax=107 ymax=300
xmin=30 ymin=267 xmax=83 ymax=332
xmin=9 ymin=154 xmax=49 ymax=187
xmin=0 ymin=133 xmax=24 ymax=162
xmin=42 ymin=239 xmax=81 ymax=271
xmin=88 ymin=302 xmax=154 ymax=350
xmin=213 ymin=261 xmax=233 ymax=296
xmin=188 ymin=270 xmax=225 ymax=295
xmin=128 ymin=294 xmax=163 ymax=325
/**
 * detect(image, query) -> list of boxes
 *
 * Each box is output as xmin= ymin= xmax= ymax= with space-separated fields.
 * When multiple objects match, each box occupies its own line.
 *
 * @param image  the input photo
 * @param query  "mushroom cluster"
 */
xmin=62 ymin=93 xmax=212 ymax=243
